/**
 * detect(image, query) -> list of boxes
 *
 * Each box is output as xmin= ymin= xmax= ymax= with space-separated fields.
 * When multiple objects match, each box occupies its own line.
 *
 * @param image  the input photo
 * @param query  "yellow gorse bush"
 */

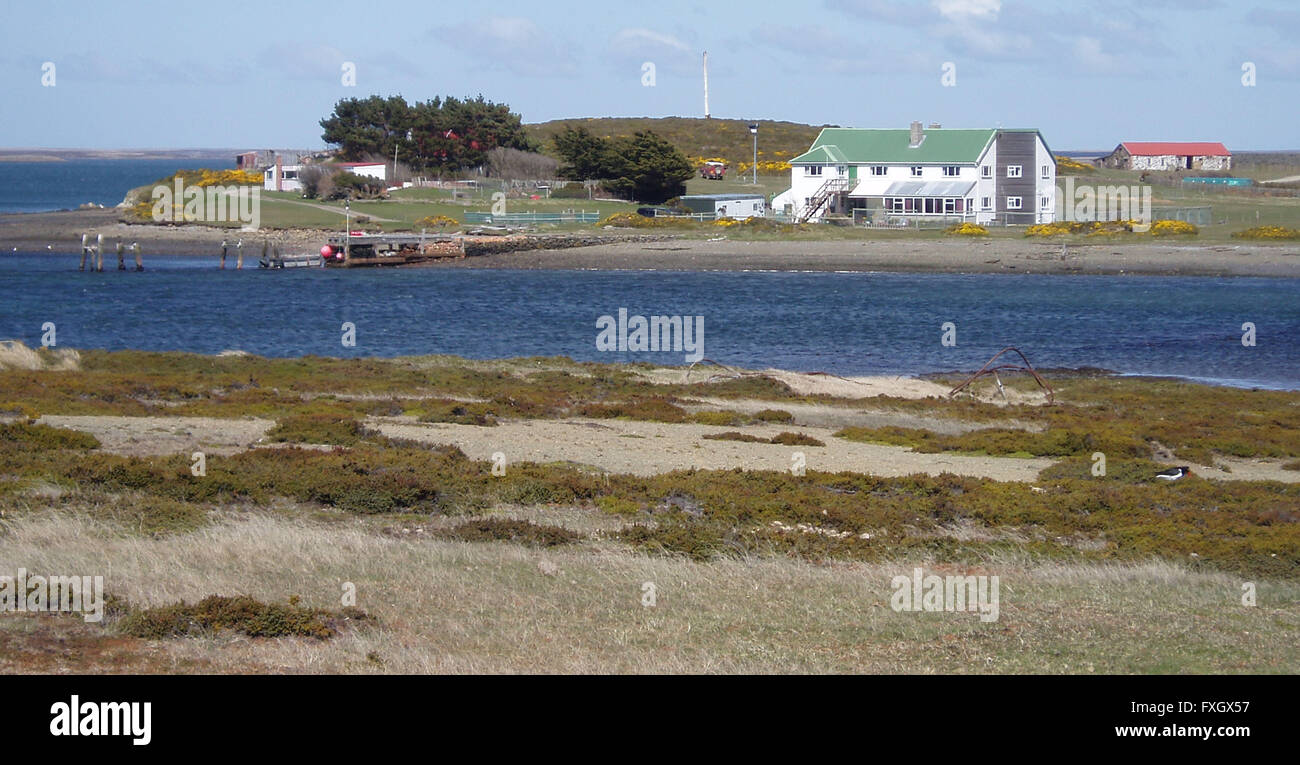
xmin=1231 ymin=225 xmax=1300 ymax=240
xmin=945 ymin=222 xmax=989 ymax=236
xmin=1026 ymin=220 xmax=1164 ymax=237
xmin=1150 ymin=220 xmax=1198 ymax=236
xmin=1054 ymin=155 xmax=1095 ymax=174
xmin=416 ymin=215 xmax=459 ymax=229
xmin=193 ymin=169 xmax=263 ymax=187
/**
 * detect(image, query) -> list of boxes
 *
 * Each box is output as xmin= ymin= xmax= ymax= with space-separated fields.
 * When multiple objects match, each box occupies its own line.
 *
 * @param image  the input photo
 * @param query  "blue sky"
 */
xmin=1 ymin=0 xmax=1297 ymax=150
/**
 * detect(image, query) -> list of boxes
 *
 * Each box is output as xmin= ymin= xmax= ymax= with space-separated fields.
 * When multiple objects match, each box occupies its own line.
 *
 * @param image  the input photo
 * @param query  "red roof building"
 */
xmin=1103 ymin=141 xmax=1232 ymax=171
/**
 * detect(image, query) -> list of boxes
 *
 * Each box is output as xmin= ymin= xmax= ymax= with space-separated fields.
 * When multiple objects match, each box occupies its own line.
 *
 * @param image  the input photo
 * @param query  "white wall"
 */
xmin=344 ymin=164 xmax=387 ymax=182
xmin=1034 ymin=136 xmax=1057 ymax=223
xmin=263 ymin=165 xmax=303 ymax=192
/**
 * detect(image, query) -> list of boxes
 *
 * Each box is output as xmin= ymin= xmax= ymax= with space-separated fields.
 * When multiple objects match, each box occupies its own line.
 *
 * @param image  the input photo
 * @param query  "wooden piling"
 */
xmin=116 ymin=242 xmax=126 ymax=270
xmin=235 ymin=239 xmax=243 ymax=269
xmin=220 ymin=240 xmax=228 ymax=269
xmin=132 ymin=242 xmax=143 ymax=271
xmin=79 ymin=234 xmax=88 ymax=271
xmin=95 ymin=234 xmax=104 ymax=272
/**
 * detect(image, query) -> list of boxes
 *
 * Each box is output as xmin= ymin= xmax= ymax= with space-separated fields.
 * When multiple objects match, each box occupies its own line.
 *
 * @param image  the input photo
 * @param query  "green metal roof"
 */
xmin=790 ymin=128 xmax=997 ymax=165
xmin=788 ymin=144 xmax=847 ymax=164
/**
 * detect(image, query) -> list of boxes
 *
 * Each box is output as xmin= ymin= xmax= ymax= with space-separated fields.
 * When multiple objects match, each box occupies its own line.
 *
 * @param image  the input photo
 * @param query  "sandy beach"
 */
xmin=3 ymin=209 xmax=1299 ymax=276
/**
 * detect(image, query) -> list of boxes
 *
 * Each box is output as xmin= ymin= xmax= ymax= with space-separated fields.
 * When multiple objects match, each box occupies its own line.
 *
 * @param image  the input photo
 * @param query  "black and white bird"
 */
xmin=1155 ymin=466 xmax=1191 ymax=481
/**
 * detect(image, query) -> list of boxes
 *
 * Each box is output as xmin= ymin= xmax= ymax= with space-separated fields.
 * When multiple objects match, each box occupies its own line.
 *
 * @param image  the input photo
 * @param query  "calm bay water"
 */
xmin=2 ymin=254 xmax=1298 ymax=389
xmin=0 ymin=158 xmax=233 ymax=214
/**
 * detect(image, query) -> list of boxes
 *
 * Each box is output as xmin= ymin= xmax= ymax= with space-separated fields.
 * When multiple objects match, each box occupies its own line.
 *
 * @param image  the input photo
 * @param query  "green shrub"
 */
xmin=702 ymin=431 xmax=768 ymax=443
xmin=434 ymin=518 xmax=583 ymax=547
xmin=769 ymin=432 xmax=825 ymax=447
xmin=267 ymin=414 xmax=372 ymax=446
xmin=0 ymin=422 xmax=99 ymax=450
xmin=753 ymin=409 xmax=794 ymax=423
xmin=692 ymin=410 xmax=743 ymax=426
xmin=118 ymin=595 xmax=369 ymax=640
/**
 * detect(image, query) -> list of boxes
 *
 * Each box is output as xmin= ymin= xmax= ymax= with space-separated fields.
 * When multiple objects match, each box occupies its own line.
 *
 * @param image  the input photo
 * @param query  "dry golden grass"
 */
xmin=2 ymin=508 xmax=1295 ymax=674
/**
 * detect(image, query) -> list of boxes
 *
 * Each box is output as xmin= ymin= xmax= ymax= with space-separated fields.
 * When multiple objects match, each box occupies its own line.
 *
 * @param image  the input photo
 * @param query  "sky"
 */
xmin=1 ymin=0 xmax=1297 ymax=151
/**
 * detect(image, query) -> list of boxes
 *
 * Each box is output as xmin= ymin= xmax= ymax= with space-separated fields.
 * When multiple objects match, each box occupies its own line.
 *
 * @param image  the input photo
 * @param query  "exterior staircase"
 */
xmin=797 ymin=177 xmax=856 ymax=223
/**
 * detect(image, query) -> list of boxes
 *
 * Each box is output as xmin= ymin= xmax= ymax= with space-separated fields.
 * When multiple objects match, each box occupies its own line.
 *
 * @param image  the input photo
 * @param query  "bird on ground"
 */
xmin=1155 ymin=466 xmax=1191 ymax=481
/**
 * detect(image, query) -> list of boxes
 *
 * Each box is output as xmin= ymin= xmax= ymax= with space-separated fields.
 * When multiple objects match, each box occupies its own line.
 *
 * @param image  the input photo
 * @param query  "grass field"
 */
xmin=0 ymin=348 xmax=1297 ymax=672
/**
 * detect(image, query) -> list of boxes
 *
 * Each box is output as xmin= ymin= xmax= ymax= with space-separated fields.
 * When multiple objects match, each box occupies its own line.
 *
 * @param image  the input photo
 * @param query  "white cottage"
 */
xmin=772 ymin=122 xmax=1057 ymax=225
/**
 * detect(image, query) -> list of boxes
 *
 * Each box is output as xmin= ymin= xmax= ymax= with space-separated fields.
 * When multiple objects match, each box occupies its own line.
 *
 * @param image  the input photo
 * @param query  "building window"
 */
xmin=910 ymin=166 xmax=923 ymax=177
xmin=1007 ymin=196 xmax=1022 ymax=210
xmin=943 ymin=198 xmax=957 ymax=213
xmin=1007 ymin=165 xmax=1022 ymax=178
xmin=807 ymin=165 xmax=822 ymax=176
xmin=1041 ymin=165 xmax=1050 ymax=179
xmin=942 ymin=166 xmax=959 ymax=177
xmin=1041 ymin=196 xmax=1050 ymax=208
xmin=981 ymin=165 xmax=992 ymax=178
xmin=871 ymin=165 xmax=886 ymax=176
xmin=981 ymin=197 xmax=991 ymax=210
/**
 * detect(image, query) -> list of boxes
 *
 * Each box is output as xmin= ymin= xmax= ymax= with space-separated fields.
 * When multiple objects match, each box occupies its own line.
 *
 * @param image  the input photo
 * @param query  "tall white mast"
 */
xmin=703 ymin=51 xmax=710 ymax=119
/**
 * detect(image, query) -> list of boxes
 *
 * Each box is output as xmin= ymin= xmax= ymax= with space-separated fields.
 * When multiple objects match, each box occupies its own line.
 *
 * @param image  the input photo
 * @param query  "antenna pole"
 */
xmin=703 ymin=52 xmax=710 ymax=119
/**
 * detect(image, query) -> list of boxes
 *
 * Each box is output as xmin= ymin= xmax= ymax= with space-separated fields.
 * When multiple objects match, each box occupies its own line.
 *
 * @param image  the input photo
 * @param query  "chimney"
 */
xmin=909 ymin=121 xmax=923 ymax=148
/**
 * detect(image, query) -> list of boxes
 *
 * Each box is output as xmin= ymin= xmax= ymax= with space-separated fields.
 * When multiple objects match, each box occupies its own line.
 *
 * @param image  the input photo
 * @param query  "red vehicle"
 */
xmin=700 ymin=161 xmax=726 ymax=180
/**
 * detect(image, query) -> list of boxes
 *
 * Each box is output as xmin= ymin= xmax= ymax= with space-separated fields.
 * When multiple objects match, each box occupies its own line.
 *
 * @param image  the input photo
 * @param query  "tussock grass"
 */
xmin=1 ymin=512 xmax=1294 ymax=673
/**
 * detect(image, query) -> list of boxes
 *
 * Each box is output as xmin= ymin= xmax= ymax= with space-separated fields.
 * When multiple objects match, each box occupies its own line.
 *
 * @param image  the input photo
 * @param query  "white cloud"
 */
xmin=612 ymin=28 xmax=690 ymax=53
xmin=443 ymin=17 xmax=575 ymax=76
xmin=934 ymin=0 xmax=1002 ymax=21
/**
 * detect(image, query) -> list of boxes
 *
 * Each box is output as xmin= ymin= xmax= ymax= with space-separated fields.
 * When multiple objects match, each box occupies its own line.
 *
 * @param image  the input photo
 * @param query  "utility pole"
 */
xmin=703 ymin=52 xmax=710 ymax=119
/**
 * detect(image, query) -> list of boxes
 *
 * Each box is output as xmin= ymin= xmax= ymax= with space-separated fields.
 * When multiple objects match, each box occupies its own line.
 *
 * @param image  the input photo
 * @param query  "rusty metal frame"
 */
xmin=948 ymin=346 xmax=1055 ymax=404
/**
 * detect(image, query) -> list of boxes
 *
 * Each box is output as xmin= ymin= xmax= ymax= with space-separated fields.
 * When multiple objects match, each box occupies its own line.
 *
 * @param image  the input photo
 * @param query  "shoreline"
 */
xmin=3 ymin=208 xmax=1300 ymax=277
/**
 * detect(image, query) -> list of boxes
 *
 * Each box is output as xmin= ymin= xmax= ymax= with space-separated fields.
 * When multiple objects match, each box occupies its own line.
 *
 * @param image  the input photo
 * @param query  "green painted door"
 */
xmin=848 ymin=165 xmax=857 ymax=179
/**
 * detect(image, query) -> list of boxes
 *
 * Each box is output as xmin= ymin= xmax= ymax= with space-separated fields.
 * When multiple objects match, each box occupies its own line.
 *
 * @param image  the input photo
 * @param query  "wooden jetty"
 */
xmin=324 ymin=233 xmax=464 ymax=267
xmin=80 ymin=235 xmax=143 ymax=271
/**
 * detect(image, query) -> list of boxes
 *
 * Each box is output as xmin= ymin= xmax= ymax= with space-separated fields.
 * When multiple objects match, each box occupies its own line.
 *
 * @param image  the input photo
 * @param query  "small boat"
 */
xmin=259 ymin=252 xmax=323 ymax=269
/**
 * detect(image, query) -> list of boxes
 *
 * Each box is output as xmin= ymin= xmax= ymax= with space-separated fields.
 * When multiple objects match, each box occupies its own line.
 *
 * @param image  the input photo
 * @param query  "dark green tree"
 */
xmin=553 ymin=128 xmax=692 ymax=203
xmin=321 ymin=94 xmax=537 ymax=173
xmin=605 ymin=131 xmax=694 ymax=204
xmin=553 ymin=126 xmax=618 ymax=180
xmin=319 ymin=95 xmax=412 ymax=163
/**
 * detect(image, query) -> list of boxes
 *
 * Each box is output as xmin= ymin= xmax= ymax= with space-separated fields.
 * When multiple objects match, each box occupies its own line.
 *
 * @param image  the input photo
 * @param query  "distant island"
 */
xmin=0 ymin=148 xmax=241 ymax=163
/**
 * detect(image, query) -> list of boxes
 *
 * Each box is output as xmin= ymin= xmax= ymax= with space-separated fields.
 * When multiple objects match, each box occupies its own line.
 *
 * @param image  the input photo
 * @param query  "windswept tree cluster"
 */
xmin=320 ymin=95 xmax=538 ymax=174
xmin=552 ymin=126 xmax=694 ymax=204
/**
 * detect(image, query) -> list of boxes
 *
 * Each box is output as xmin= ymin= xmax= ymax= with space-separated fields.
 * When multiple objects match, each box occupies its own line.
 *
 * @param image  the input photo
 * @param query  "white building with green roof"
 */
xmin=773 ymin=122 xmax=1056 ymax=225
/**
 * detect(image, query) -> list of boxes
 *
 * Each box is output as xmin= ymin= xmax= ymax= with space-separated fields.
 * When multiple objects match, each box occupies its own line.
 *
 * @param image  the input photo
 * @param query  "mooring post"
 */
xmin=132 ymin=242 xmax=143 ymax=271
xmin=220 ymin=240 xmax=227 ymax=269
xmin=261 ymin=240 xmax=268 ymax=266
xmin=235 ymin=239 xmax=243 ymax=269
xmin=116 ymin=241 xmax=126 ymax=270
xmin=79 ymin=234 xmax=88 ymax=271
xmin=95 ymin=234 xmax=104 ymax=272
